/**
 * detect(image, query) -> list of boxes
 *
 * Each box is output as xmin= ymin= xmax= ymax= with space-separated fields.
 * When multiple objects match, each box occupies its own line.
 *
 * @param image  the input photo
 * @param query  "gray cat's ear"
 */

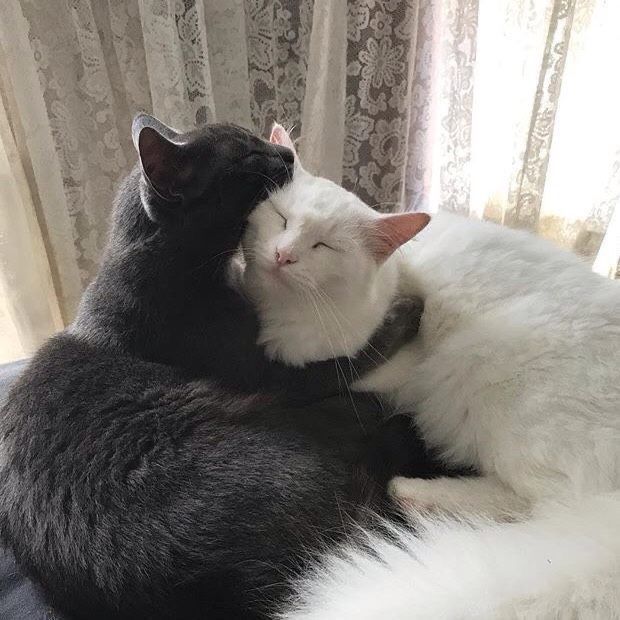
xmin=132 ymin=113 xmax=179 ymax=149
xmin=132 ymin=113 xmax=190 ymax=204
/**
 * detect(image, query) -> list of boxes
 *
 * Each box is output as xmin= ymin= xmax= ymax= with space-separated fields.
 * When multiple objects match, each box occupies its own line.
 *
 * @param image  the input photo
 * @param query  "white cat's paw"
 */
xmin=261 ymin=337 xmax=306 ymax=367
xmin=262 ymin=339 xmax=284 ymax=363
xmin=388 ymin=477 xmax=444 ymax=514
xmin=388 ymin=476 xmax=527 ymax=521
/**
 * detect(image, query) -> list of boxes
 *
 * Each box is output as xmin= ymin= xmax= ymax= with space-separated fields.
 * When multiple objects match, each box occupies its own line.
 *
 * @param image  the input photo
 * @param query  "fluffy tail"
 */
xmin=280 ymin=492 xmax=620 ymax=619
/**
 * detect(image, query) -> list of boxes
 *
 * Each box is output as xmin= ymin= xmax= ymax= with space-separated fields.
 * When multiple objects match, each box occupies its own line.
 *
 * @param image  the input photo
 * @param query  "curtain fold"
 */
xmin=0 ymin=47 xmax=63 ymax=363
xmin=299 ymin=0 xmax=347 ymax=183
xmin=0 ymin=0 xmax=618 ymax=361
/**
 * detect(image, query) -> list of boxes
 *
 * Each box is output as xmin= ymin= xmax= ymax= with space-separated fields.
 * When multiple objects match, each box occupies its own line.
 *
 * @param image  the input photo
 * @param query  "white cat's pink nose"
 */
xmin=275 ymin=248 xmax=297 ymax=266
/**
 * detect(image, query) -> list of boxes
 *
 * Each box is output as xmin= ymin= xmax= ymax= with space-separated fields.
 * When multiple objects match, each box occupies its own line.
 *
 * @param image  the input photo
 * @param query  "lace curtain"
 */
xmin=0 ymin=0 xmax=618 ymax=362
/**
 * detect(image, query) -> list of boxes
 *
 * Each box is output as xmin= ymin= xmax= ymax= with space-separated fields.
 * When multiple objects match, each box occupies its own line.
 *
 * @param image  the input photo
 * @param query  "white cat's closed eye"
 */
xmin=312 ymin=242 xmax=335 ymax=251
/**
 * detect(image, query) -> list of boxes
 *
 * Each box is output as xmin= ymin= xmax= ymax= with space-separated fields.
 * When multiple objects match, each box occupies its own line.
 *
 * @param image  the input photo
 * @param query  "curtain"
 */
xmin=0 ymin=0 xmax=618 ymax=363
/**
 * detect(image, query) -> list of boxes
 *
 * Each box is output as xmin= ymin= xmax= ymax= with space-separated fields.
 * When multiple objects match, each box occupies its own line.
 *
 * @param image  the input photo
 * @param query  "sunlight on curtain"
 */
xmin=0 ymin=53 xmax=63 ymax=363
xmin=404 ymin=0 xmax=620 ymax=276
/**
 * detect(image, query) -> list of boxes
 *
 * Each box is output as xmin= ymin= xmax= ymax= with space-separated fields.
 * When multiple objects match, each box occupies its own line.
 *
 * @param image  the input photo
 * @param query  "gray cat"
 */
xmin=0 ymin=116 xmax=444 ymax=619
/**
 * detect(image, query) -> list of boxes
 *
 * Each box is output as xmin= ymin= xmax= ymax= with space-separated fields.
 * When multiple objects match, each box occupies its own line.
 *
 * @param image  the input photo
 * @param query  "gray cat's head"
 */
xmin=124 ymin=114 xmax=294 ymax=242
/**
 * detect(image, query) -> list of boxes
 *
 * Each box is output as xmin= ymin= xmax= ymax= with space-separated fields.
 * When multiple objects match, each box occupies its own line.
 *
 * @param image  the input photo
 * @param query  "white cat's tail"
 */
xmin=280 ymin=492 xmax=620 ymax=619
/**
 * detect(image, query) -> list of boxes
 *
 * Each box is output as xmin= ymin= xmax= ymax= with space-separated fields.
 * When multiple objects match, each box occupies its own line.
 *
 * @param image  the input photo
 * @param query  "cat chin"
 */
xmin=249 ymin=259 xmax=301 ymax=291
xmin=264 ymin=266 xmax=302 ymax=290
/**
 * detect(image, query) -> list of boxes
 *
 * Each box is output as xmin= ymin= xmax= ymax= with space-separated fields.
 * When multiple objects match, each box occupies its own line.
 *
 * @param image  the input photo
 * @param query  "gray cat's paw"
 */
xmin=371 ymin=295 xmax=424 ymax=356
xmin=384 ymin=296 xmax=424 ymax=328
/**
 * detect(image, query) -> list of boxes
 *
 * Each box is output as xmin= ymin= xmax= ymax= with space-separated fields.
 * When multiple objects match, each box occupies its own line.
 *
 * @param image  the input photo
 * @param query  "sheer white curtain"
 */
xmin=0 ymin=0 xmax=618 ymax=363
xmin=404 ymin=0 xmax=620 ymax=272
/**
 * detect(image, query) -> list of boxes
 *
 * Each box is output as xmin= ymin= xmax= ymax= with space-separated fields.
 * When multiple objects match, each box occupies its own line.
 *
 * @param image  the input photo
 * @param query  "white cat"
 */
xmin=241 ymin=125 xmax=620 ymax=618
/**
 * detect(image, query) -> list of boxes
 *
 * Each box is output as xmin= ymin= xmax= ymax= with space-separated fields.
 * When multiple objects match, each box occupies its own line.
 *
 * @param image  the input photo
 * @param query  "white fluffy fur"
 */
xmin=281 ymin=492 xmax=620 ymax=619
xmin=241 ymin=142 xmax=620 ymax=617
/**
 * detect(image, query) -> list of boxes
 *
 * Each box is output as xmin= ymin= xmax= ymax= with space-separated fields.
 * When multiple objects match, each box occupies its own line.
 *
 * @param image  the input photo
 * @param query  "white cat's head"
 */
xmin=244 ymin=123 xmax=430 ymax=303
xmin=240 ymin=125 xmax=430 ymax=366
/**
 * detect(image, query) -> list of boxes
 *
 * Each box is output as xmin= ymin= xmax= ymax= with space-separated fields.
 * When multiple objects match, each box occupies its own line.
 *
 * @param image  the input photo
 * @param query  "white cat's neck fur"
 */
xmin=242 ymin=127 xmax=620 ymax=618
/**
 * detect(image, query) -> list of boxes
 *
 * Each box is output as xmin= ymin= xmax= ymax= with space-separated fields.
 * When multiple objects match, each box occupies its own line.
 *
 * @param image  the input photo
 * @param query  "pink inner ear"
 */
xmin=368 ymin=212 xmax=431 ymax=262
xmin=269 ymin=123 xmax=297 ymax=154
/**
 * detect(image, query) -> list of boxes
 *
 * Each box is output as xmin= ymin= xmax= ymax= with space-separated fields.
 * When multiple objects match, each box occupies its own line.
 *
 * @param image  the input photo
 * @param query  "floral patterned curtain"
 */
xmin=0 ymin=0 xmax=618 ymax=362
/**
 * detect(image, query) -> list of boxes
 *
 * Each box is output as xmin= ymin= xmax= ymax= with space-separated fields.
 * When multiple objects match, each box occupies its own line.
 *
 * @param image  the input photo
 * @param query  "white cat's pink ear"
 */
xmin=269 ymin=122 xmax=297 ymax=155
xmin=366 ymin=212 xmax=431 ymax=262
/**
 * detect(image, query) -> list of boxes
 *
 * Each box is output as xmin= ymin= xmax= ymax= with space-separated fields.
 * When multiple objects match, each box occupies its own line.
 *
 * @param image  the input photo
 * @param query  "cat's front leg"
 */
xmin=389 ymin=475 xmax=531 ymax=522
xmin=351 ymin=297 xmax=425 ymax=396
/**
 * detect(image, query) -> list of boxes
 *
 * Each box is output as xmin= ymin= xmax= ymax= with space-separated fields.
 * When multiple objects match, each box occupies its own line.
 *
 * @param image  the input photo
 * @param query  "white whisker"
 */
xmin=307 ymin=283 xmax=365 ymax=431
